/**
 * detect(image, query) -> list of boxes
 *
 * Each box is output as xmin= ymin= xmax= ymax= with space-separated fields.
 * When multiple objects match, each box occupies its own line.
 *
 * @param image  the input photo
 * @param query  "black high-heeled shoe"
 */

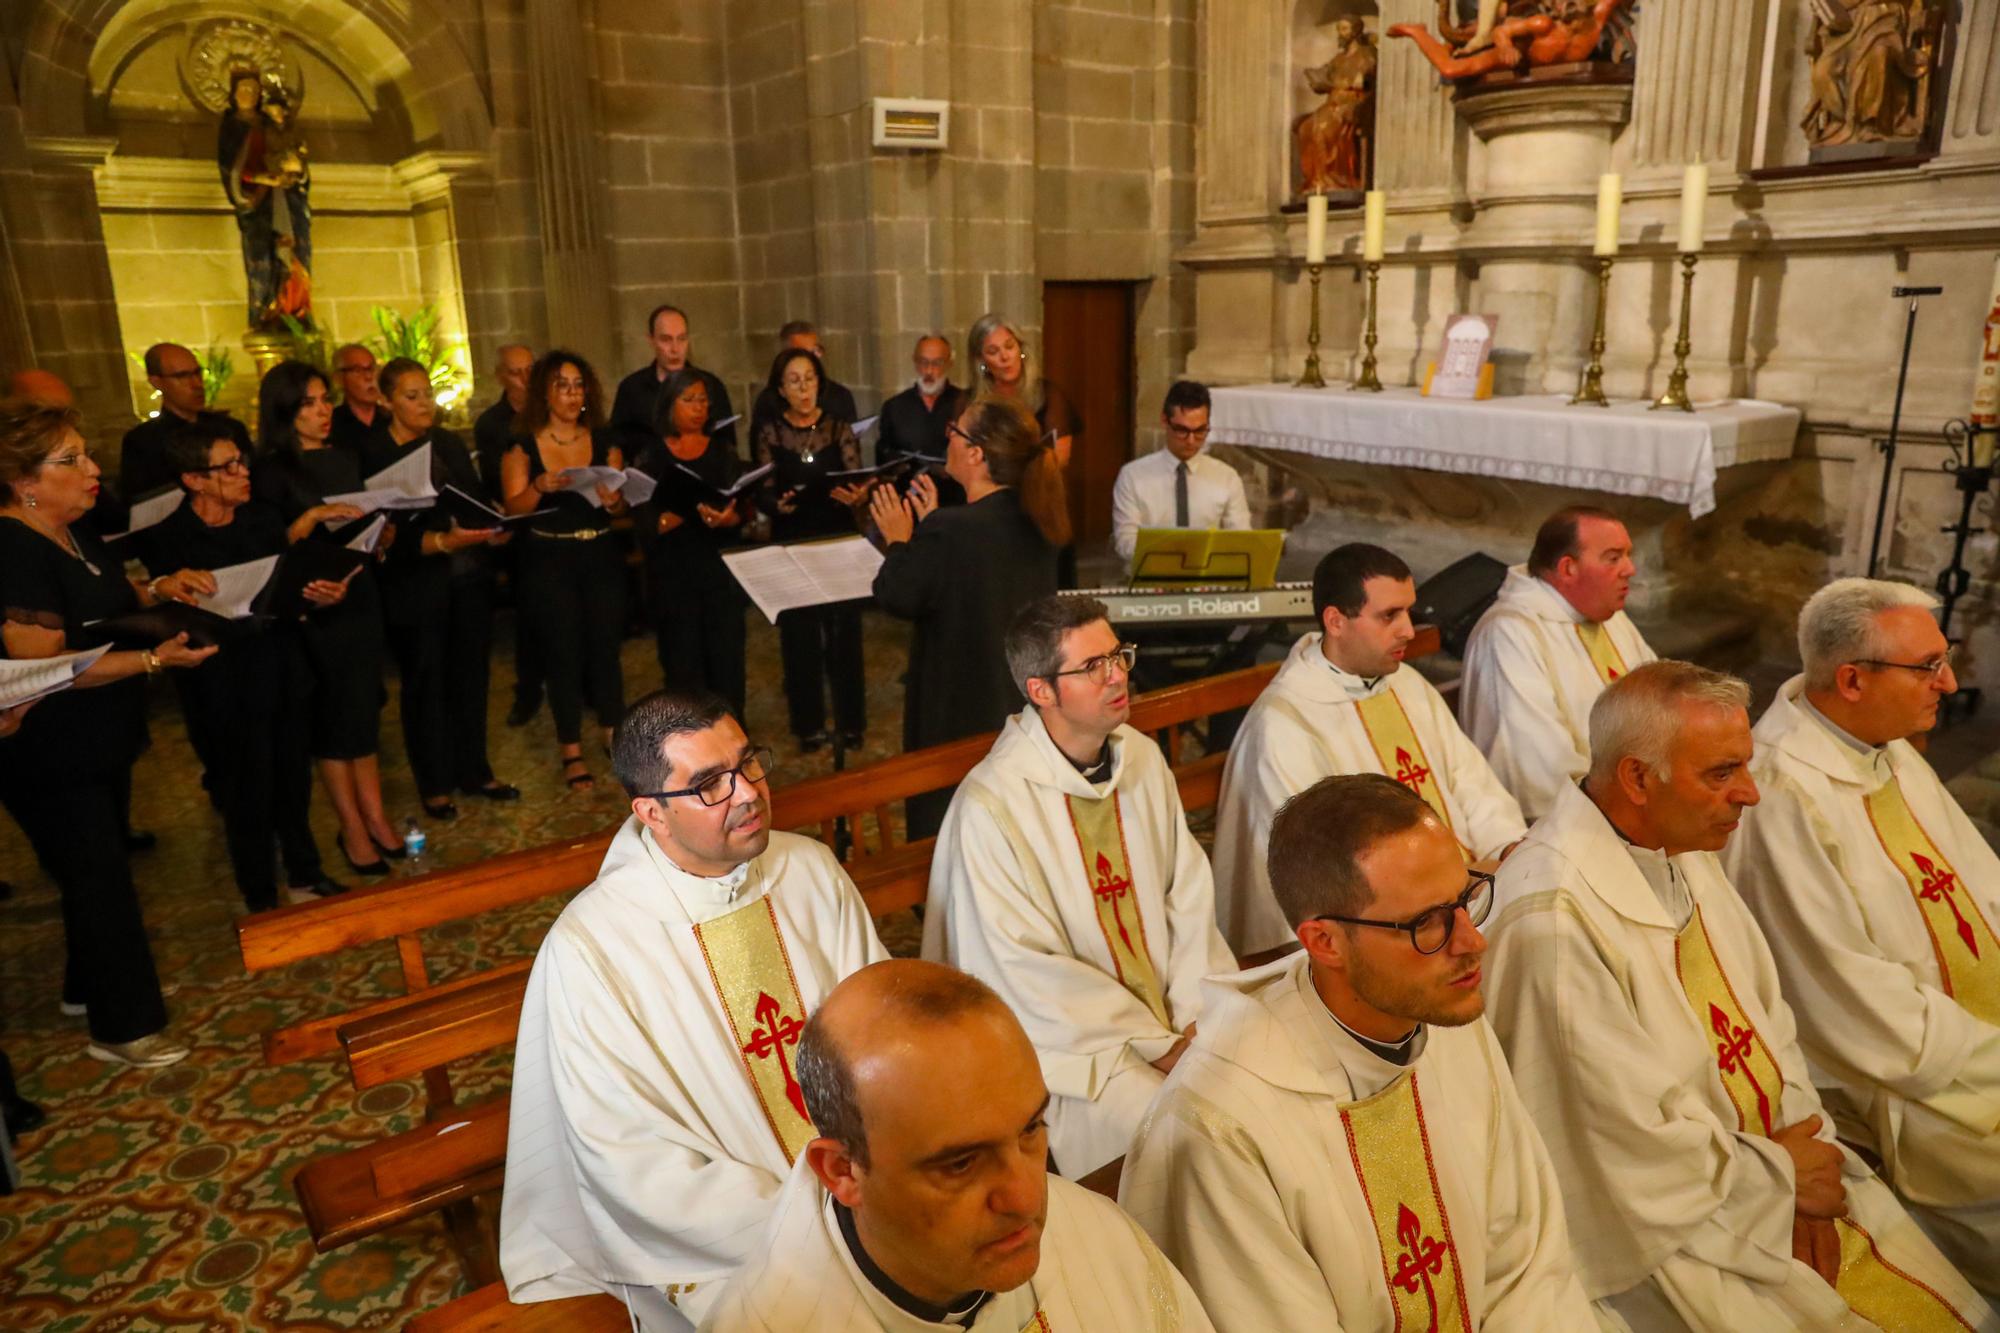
xmin=371 ymin=835 xmax=408 ymax=861
xmin=339 ymin=835 xmax=390 ymax=877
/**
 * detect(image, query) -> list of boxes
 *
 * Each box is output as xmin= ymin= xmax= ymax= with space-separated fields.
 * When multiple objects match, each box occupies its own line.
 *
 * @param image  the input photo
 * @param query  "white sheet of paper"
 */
xmin=196 ymin=554 xmax=280 ymax=620
xmin=617 ymin=468 xmax=658 ymax=507
xmin=0 ymin=644 xmax=112 ymax=711
xmin=721 ymin=535 xmax=883 ymax=624
xmin=556 ymin=466 xmax=630 ymax=509
xmin=789 ymin=535 xmax=884 ymax=603
xmin=364 ymin=441 xmax=437 ymax=503
xmin=851 ymin=415 xmax=879 ymax=436
xmin=324 ymin=487 xmax=432 ymax=514
xmin=712 ymin=414 xmax=742 ymax=430
xmin=346 ymin=514 xmax=389 ymax=553
xmin=113 ymin=488 xmax=185 ymax=539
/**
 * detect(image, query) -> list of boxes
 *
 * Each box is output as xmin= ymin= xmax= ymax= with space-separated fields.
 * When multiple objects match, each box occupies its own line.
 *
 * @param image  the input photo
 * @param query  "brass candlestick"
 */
xmin=1651 ymin=253 xmax=1699 ymax=412
xmin=1296 ymin=263 xmax=1327 ymax=388
xmin=1354 ymin=260 xmax=1383 ymax=392
xmin=1570 ymin=256 xmax=1613 ymax=407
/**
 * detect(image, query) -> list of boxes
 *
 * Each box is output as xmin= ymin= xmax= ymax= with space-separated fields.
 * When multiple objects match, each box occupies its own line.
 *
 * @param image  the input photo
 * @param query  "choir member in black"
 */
xmin=253 ymin=361 xmax=402 ymax=875
xmin=117 ymin=342 xmax=253 ymax=508
xmin=0 ymin=397 xmax=218 ymax=1069
xmin=474 ymin=343 xmax=545 ymax=727
xmin=328 ymin=343 xmax=386 ymax=455
xmin=141 ymin=424 xmax=348 ymax=909
xmin=610 ymin=304 xmax=737 ymax=458
xmin=754 ymin=347 xmax=871 ymax=752
xmin=747 ymin=321 xmax=860 ymax=444
xmin=968 ymin=312 xmax=1082 ymax=587
xmin=500 ymin=350 xmax=627 ymax=791
xmin=878 ymin=333 xmax=968 ymax=507
xmin=631 ymin=370 xmax=765 ymax=716
xmin=363 ymin=358 xmax=518 ymax=820
xmin=869 ymin=397 xmax=1068 ymax=837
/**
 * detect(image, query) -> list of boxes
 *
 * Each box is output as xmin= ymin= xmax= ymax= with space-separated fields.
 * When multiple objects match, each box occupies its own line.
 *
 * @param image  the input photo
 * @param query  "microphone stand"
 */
xmin=1935 ymin=418 xmax=1995 ymax=724
xmin=1867 ymin=285 xmax=1944 ymax=576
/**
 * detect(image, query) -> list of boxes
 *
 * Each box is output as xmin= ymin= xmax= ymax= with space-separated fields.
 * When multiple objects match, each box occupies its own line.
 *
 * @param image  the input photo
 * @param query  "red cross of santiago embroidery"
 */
xmin=1093 ymin=851 xmax=1139 ymax=957
xmin=1393 ymin=746 xmax=1432 ymax=794
xmin=1710 ymin=1002 xmax=1773 ymax=1134
xmin=1391 ymin=1202 xmax=1449 ymax=1332
xmin=1914 ymin=852 xmax=1980 ymax=958
xmin=741 ymin=991 xmax=808 ymax=1121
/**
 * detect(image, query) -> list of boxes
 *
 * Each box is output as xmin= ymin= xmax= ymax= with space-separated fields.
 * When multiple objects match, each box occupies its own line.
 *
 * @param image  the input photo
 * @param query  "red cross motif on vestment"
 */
xmin=1391 ymin=1202 xmax=1448 ymax=1333
xmin=742 ymin=991 xmax=808 ymax=1120
xmin=1710 ymin=1002 xmax=1772 ymax=1134
xmin=1914 ymin=852 xmax=1980 ymax=957
xmin=1392 ymin=746 xmax=1431 ymax=794
xmin=1092 ymin=852 xmax=1139 ymax=956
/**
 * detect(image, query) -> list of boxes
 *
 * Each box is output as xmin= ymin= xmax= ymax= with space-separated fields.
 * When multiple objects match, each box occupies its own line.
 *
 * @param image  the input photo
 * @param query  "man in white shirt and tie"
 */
xmin=1109 ymin=381 xmax=1251 ymax=563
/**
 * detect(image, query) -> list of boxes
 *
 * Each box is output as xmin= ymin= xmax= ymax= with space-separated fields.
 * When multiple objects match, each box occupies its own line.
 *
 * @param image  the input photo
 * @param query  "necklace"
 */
xmin=547 ymin=424 xmax=584 ymax=448
xmin=15 ymin=512 xmax=100 ymax=576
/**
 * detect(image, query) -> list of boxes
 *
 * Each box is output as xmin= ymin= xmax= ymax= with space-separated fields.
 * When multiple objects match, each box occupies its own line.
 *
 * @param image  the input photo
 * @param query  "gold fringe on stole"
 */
xmin=691 ymin=896 xmax=816 ymax=1164
xmin=1018 ymin=1313 xmax=1053 ymax=1332
xmin=1863 ymin=777 xmax=2000 ymax=1023
xmin=1338 ymin=1071 xmax=1473 ymax=1333
xmin=1064 ymin=793 xmax=1171 ymax=1027
xmin=1833 ymin=1220 xmax=1976 ymax=1332
xmin=1353 ymin=689 xmax=1456 ymax=834
xmin=1573 ymin=622 xmax=1628 ymax=684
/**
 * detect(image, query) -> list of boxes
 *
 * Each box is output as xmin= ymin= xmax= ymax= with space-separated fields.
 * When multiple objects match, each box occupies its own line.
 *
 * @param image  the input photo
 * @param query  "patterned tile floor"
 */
xmin=0 ymin=608 xmax=914 ymax=1330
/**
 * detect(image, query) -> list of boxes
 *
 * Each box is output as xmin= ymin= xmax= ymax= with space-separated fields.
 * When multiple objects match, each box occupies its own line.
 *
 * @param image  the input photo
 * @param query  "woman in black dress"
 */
xmin=499 ymin=350 xmax=626 ymax=791
xmin=968 ymin=312 xmax=1082 ymax=587
xmin=631 ymin=369 xmax=765 ymax=717
xmin=363 ymin=358 xmax=517 ymax=820
xmin=869 ymin=397 xmax=1069 ymax=837
xmin=0 ymin=398 xmax=218 ymax=1069
xmin=253 ymin=361 xmax=401 ymax=875
xmin=753 ymin=347 xmax=872 ymax=752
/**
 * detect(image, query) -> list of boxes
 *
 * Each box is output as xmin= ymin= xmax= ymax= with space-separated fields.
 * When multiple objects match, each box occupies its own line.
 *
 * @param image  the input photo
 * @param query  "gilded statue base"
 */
xmin=241 ymin=329 xmax=291 ymax=384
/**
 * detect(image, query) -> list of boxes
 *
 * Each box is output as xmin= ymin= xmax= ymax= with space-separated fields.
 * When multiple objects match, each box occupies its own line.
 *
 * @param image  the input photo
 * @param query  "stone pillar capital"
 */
xmin=1456 ymin=82 xmax=1633 ymax=142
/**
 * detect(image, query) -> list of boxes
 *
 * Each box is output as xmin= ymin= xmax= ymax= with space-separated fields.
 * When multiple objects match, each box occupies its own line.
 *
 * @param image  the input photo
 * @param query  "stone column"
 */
xmin=524 ymin=0 xmax=615 ymax=373
xmin=397 ymin=151 xmax=500 ymax=412
xmin=19 ymin=135 xmax=130 ymax=433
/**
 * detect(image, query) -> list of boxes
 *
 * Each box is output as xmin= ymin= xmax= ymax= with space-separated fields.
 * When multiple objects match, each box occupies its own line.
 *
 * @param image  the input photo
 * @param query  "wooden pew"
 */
xmin=408 ymin=1282 xmax=629 ymax=1333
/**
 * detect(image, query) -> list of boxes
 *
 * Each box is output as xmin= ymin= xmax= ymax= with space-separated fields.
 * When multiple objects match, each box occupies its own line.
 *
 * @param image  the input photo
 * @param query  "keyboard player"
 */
xmin=1109 ymin=380 xmax=1249 ymax=563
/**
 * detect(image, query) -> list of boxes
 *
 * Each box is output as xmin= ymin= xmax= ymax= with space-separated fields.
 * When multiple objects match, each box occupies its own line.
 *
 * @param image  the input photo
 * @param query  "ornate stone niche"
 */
xmin=1749 ymin=0 xmax=1960 ymax=174
xmin=1289 ymin=1 xmax=1381 ymax=203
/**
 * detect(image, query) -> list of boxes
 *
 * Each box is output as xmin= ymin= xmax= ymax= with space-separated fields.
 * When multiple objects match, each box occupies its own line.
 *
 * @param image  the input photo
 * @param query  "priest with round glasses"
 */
xmin=501 ymin=689 xmax=888 ymax=1329
xmin=923 ymin=594 xmax=1237 ymax=1196
xmin=1121 ymin=773 xmax=1600 ymax=1332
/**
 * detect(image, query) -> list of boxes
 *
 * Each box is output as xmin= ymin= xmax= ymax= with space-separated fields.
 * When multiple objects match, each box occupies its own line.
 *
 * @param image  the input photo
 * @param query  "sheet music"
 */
xmin=851 ymin=415 xmax=879 ymax=437
xmin=556 ymin=466 xmax=630 ymax=509
xmin=617 ymin=469 xmax=658 ymax=507
xmin=789 ymin=536 xmax=883 ymax=603
xmin=324 ymin=487 xmax=431 ymax=514
xmin=363 ymin=441 xmax=437 ymax=503
xmin=0 ymin=645 xmax=112 ymax=711
xmin=108 ymin=488 xmax=185 ymax=540
xmin=712 ymin=413 xmax=742 ymax=430
xmin=721 ymin=535 xmax=883 ymax=624
xmin=196 ymin=555 xmax=280 ymax=619
xmin=346 ymin=514 xmax=389 ymax=553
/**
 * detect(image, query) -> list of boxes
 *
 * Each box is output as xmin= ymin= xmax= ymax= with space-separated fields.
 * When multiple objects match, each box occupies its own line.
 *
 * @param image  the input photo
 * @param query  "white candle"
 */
xmin=1305 ymin=193 xmax=1328 ymax=266
xmin=1362 ymin=191 xmax=1386 ymax=263
xmin=1677 ymin=163 xmax=1709 ymax=254
xmin=1593 ymin=173 xmax=1622 ymax=257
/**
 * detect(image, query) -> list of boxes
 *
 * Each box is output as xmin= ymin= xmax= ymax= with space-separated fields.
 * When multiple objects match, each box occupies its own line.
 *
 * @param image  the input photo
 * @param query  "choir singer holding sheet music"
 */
xmin=0 ymin=396 xmax=217 ymax=1071
xmin=1108 ymin=381 xmax=1249 ymax=564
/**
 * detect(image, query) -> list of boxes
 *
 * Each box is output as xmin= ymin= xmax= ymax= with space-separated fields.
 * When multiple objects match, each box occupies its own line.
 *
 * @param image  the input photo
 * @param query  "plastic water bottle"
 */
xmin=403 ymin=817 xmax=427 ymax=864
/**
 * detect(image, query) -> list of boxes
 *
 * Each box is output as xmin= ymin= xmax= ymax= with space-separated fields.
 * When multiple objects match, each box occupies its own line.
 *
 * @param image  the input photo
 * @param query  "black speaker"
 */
xmin=1416 ymin=552 xmax=1509 ymax=657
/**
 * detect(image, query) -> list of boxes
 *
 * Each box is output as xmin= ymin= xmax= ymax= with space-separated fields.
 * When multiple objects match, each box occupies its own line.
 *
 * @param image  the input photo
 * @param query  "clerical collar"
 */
xmin=1534 ymin=575 xmax=1591 ymax=626
xmin=641 ymin=830 xmax=752 ymax=901
xmin=1797 ymin=692 xmax=1879 ymax=757
xmin=1601 ymin=804 xmax=1694 ymax=927
xmin=1318 ymin=650 xmax=1382 ymax=692
xmin=1309 ymin=975 xmax=1420 ymax=1066
xmin=835 ymin=1200 xmax=991 ymax=1325
xmin=1064 ymin=738 xmax=1114 ymax=784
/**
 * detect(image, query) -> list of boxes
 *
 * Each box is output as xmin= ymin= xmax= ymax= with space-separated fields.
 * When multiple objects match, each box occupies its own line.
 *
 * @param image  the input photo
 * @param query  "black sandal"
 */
xmin=422 ymin=798 xmax=459 ymax=821
xmin=562 ymin=756 xmax=594 ymax=791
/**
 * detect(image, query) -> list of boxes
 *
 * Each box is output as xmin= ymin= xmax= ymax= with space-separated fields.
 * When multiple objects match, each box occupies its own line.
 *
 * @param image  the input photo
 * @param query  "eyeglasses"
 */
xmin=781 ymin=375 xmax=817 ymax=389
xmin=40 ymin=450 xmax=94 ymax=470
xmin=1166 ymin=423 xmax=1211 ymax=442
xmin=946 ymin=422 xmax=981 ymax=448
xmin=1314 ymin=870 xmax=1495 ymax=955
xmin=336 ymin=363 xmax=374 ymax=376
xmin=192 ymin=456 xmax=249 ymax=476
xmin=639 ymin=746 xmax=774 ymax=808
xmin=1855 ymin=644 xmax=1955 ymax=684
xmin=1045 ymin=643 xmax=1138 ymax=686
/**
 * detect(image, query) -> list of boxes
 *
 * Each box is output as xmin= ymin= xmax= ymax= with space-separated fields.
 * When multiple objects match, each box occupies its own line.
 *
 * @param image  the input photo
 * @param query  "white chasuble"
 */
xmin=501 ymin=820 xmax=890 ymax=1327
xmin=924 ymin=709 xmax=1237 ymax=1178
xmin=1120 ymin=955 xmax=1601 ymax=1333
xmin=1214 ymin=632 xmax=1526 ymax=957
xmin=699 ymin=1155 xmax=1216 ymax=1332
xmin=1726 ymin=678 xmax=2000 ymax=1290
xmin=1486 ymin=783 xmax=1993 ymax=1333
xmin=1460 ymin=567 xmax=1657 ymax=820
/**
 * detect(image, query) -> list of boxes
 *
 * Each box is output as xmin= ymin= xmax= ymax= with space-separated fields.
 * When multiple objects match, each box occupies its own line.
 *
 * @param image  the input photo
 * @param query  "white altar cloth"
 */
xmin=1208 ymin=385 xmax=1802 ymax=518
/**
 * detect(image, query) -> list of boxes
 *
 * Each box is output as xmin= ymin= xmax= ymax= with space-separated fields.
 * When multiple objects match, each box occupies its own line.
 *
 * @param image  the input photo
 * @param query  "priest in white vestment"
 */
xmin=701 ymin=959 xmax=1215 ymax=1332
xmin=1214 ymin=543 xmax=1525 ymax=959
xmin=1725 ymin=578 xmax=2000 ymax=1293
xmin=1123 ymin=773 xmax=1602 ymax=1332
xmin=924 ymin=594 xmax=1238 ymax=1185
xmin=1486 ymin=661 xmax=1993 ymax=1333
xmin=1461 ymin=506 xmax=1656 ymax=819
xmin=501 ymin=690 xmax=890 ymax=1330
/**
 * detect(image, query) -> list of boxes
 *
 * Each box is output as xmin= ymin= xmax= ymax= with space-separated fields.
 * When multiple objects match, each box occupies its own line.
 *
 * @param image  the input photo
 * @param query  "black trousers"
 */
xmin=185 ymin=647 xmax=323 ymax=910
xmin=388 ymin=574 xmax=498 ymax=798
xmin=777 ymin=601 xmax=865 ymax=738
xmin=653 ymin=575 xmax=747 ymax=719
xmin=2 ymin=771 xmax=167 ymax=1045
xmin=499 ymin=541 xmax=543 ymax=712
xmin=520 ymin=535 xmax=626 ymax=745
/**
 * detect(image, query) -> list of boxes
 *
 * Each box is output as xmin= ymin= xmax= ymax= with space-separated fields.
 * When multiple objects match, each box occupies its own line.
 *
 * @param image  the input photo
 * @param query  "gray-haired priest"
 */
xmin=1486 ymin=661 xmax=1992 ymax=1332
xmin=501 ymin=690 xmax=888 ymax=1330
xmin=1725 ymin=577 xmax=2000 ymax=1296
xmin=1121 ymin=774 xmax=1602 ymax=1333
xmin=923 ymin=594 xmax=1237 ymax=1191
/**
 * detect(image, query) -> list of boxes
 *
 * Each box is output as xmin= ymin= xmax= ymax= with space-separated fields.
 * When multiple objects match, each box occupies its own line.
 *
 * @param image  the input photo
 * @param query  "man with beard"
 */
xmin=877 ymin=334 xmax=967 ymax=506
xmin=501 ymin=690 xmax=889 ymax=1329
xmin=701 ymin=960 xmax=1215 ymax=1332
xmin=1122 ymin=774 xmax=1600 ymax=1332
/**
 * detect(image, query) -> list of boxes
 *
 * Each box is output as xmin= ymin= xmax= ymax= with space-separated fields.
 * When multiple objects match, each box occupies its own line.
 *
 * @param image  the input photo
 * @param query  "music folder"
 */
xmin=86 ymin=600 xmax=246 ymax=650
xmin=438 ymin=484 xmax=531 ymax=530
xmin=671 ymin=460 xmax=774 ymax=503
xmin=253 ymin=541 xmax=370 ymax=618
xmin=1129 ymin=529 xmax=1286 ymax=589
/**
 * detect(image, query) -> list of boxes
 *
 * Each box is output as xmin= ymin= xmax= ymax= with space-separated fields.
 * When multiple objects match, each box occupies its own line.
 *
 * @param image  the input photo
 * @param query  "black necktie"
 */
xmin=1175 ymin=461 xmax=1190 ymax=527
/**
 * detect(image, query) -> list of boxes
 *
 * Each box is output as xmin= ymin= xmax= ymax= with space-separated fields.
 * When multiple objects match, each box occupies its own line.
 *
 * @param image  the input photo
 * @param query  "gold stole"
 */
xmin=1339 ymin=1071 xmax=1473 ymax=1333
xmin=1353 ymin=688 xmax=1456 ymax=836
xmin=691 ymin=896 xmax=816 ymax=1165
xmin=1573 ymin=621 xmax=1628 ymax=684
xmin=1671 ymin=904 xmax=1973 ymax=1331
xmin=1065 ymin=793 xmax=1170 ymax=1027
xmin=1019 ymin=1314 xmax=1052 ymax=1333
xmin=1863 ymin=776 xmax=2000 ymax=1024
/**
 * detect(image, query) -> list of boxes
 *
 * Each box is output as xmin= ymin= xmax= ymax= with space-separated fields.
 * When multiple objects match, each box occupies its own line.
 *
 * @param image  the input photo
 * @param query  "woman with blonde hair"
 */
xmin=967 ymin=312 xmax=1081 ymax=583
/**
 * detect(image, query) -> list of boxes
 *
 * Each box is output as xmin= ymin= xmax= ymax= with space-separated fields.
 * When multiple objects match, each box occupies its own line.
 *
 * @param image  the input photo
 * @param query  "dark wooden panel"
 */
xmin=1042 ymin=281 xmax=1134 ymax=545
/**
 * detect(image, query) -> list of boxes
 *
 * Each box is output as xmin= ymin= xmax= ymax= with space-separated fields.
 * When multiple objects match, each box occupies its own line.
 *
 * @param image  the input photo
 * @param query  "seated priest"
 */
xmin=1484 ymin=661 xmax=1993 ymax=1332
xmin=1121 ymin=773 xmax=1601 ymax=1332
xmin=1213 ymin=543 xmax=1525 ymax=961
xmin=500 ymin=689 xmax=889 ymax=1330
xmin=922 ymin=594 xmax=1238 ymax=1193
xmin=1724 ymin=577 xmax=2000 ymax=1295
xmin=1460 ymin=505 xmax=1656 ymax=820
xmin=699 ymin=959 xmax=1216 ymax=1332
xmin=1108 ymin=380 xmax=1249 ymax=562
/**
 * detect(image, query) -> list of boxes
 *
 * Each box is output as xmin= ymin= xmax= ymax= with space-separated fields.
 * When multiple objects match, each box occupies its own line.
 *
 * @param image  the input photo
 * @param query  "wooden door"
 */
xmin=1040 ymin=282 xmax=1134 ymax=546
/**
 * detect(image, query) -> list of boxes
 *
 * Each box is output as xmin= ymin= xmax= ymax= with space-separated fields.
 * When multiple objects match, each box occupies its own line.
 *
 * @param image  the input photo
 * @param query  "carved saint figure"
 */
xmin=216 ymin=69 xmax=314 ymax=329
xmin=1391 ymin=0 xmax=1630 ymax=81
xmin=1802 ymin=0 xmax=1939 ymax=148
xmin=1296 ymin=16 xmax=1378 ymax=194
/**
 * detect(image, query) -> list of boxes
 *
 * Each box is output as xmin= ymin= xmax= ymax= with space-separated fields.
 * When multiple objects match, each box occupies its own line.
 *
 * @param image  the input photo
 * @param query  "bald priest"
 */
xmin=701 ymin=960 xmax=1216 ymax=1331
xmin=1214 ymin=543 xmax=1525 ymax=959
xmin=501 ymin=690 xmax=888 ymax=1329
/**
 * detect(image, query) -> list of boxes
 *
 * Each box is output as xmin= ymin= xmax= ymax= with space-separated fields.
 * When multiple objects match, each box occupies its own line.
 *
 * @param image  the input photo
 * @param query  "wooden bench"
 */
xmin=407 ymin=1281 xmax=629 ymax=1332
